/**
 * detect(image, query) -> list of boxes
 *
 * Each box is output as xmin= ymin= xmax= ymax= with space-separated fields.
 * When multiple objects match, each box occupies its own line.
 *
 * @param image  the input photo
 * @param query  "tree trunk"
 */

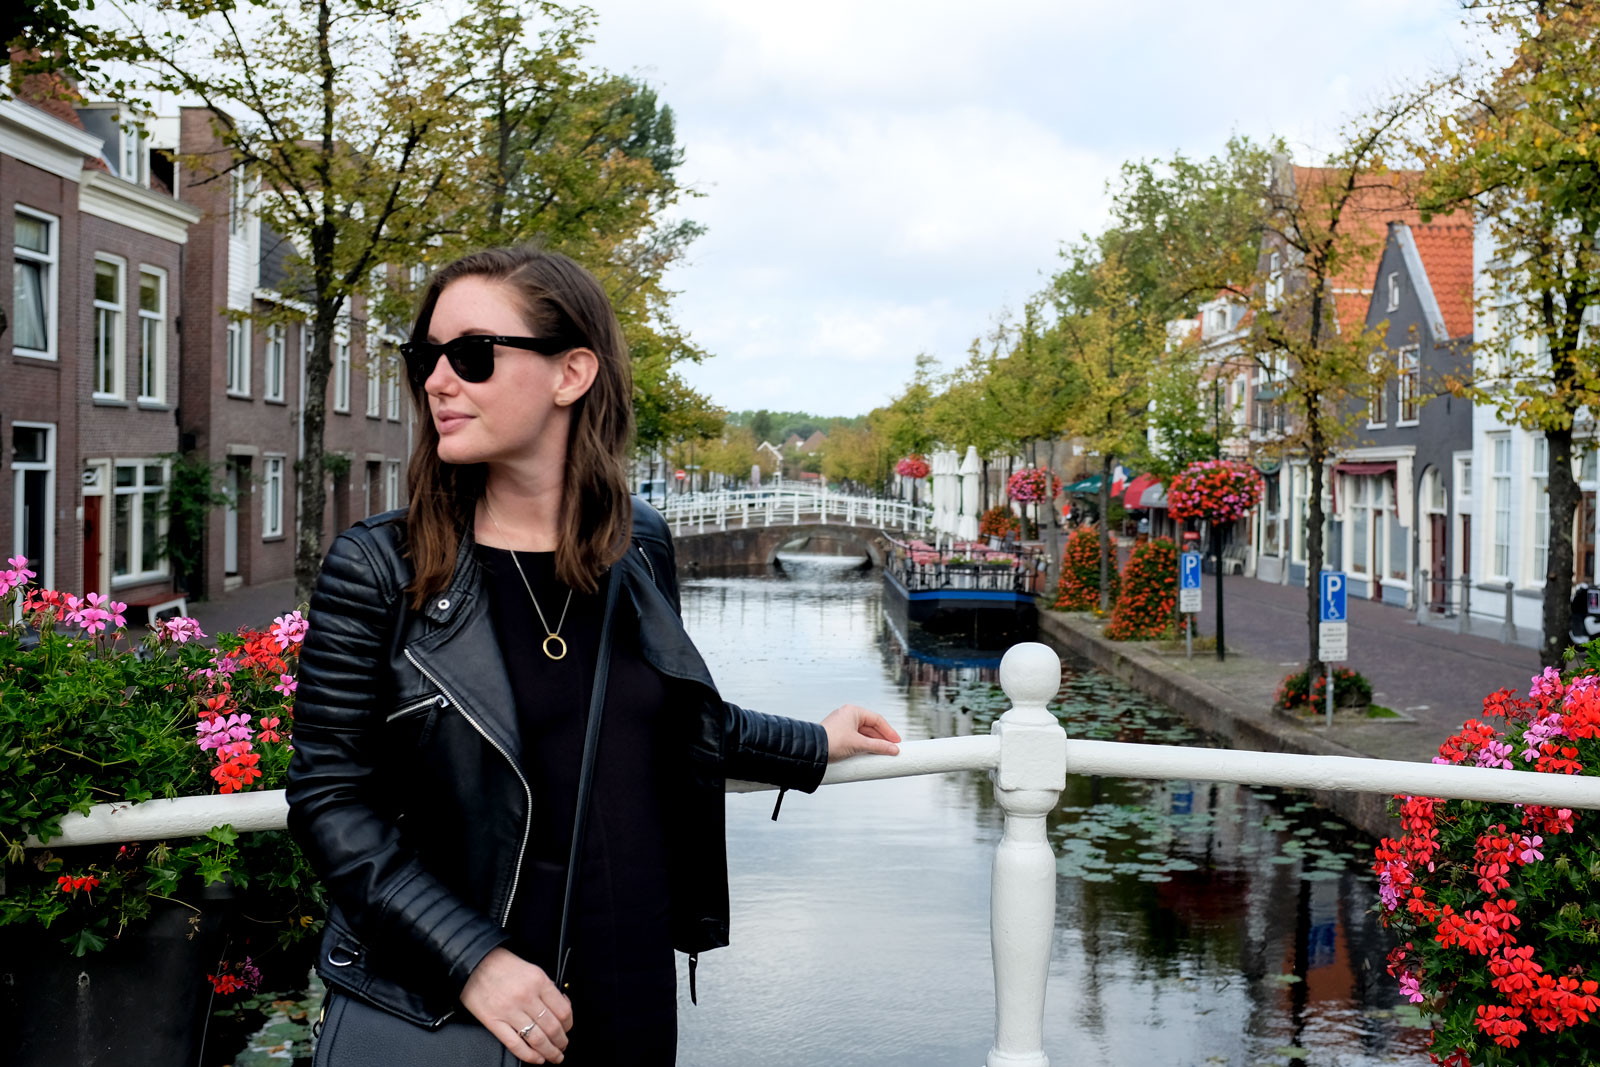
xmin=1099 ymin=452 xmax=1113 ymax=614
xmin=1045 ymin=440 xmax=1062 ymax=593
xmin=1543 ymin=426 xmax=1578 ymax=667
xmin=1305 ymin=409 xmax=1327 ymax=684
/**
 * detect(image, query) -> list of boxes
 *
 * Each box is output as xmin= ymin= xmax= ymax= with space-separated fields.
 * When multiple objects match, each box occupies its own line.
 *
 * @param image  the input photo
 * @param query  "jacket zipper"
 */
xmin=637 ymin=542 xmax=657 ymax=587
xmin=386 ymin=693 xmax=447 ymax=722
xmin=403 ymin=647 xmax=532 ymax=928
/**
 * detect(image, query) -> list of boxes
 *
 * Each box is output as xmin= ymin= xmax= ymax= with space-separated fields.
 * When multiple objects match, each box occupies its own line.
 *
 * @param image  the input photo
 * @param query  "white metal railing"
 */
xmin=651 ymin=481 xmax=933 ymax=537
xmin=31 ymin=643 xmax=1600 ymax=1067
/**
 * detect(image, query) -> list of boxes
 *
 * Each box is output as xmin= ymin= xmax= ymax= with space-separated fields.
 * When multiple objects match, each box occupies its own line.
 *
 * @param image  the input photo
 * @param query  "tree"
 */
xmin=1420 ymin=0 xmax=1600 ymax=666
xmin=927 ymin=346 xmax=1012 ymax=511
xmin=126 ymin=0 xmax=473 ymax=602
xmin=1145 ymin=334 xmax=1221 ymax=476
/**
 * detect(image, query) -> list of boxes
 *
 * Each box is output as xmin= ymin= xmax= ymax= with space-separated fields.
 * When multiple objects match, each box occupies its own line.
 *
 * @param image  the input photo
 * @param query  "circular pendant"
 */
xmin=542 ymin=634 xmax=568 ymax=661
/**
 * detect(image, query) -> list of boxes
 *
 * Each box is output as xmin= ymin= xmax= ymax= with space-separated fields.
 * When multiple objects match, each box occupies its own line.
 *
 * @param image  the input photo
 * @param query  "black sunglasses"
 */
xmin=400 ymin=334 xmax=581 ymax=387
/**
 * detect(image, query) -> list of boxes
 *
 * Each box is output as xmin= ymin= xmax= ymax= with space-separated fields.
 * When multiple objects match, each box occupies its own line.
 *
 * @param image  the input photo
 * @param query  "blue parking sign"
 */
xmin=1180 ymin=551 xmax=1202 ymax=590
xmin=1320 ymin=572 xmax=1347 ymax=623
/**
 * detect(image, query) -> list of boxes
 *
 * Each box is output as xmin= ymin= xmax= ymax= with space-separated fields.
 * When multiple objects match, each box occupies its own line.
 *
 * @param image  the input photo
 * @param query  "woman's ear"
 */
xmin=554 ymin=348 xmax=599 ymax=407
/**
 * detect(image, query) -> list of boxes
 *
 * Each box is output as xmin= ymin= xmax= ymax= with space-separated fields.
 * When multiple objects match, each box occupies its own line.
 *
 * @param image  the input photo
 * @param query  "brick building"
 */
xmin=2 ymin=89 xmax=412 ymax=611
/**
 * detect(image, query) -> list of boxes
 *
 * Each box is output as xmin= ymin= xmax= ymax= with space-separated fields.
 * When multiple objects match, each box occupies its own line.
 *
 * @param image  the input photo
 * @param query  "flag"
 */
xmin=1111 ymin=464 xmax=1129 ymax=498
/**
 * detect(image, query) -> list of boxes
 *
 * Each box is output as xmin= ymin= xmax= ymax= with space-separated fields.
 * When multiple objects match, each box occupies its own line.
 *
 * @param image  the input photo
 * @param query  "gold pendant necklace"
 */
xmin=484 ymin=498 xmax=573 ymax=661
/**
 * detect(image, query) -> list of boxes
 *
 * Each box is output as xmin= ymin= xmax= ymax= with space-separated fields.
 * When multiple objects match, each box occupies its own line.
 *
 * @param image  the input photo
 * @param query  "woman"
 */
xmin=287 ymin=246 xmax=901 ymax=1066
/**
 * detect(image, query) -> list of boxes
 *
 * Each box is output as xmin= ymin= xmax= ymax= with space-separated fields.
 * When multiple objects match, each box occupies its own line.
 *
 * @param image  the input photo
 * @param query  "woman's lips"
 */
xmin=435 ymin=413 xmax=472 ymax=435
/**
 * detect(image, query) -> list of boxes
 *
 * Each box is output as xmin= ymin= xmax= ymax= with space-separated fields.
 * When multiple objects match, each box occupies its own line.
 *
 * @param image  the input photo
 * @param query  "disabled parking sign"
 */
xmin=1178 ymin=551 xmax=1202 ymax=613
xmin=1319 ymin=571 xmax=1348 ymax=661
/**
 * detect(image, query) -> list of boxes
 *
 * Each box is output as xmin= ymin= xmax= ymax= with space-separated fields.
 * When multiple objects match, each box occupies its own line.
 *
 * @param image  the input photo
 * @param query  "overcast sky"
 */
xmin=572 ymin=0 xmax=1479 ymax=418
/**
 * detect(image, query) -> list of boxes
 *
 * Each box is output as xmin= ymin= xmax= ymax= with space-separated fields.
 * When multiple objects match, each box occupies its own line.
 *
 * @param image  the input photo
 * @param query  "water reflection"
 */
xmin=678 ymin=558 xmax=1427 ymax=1066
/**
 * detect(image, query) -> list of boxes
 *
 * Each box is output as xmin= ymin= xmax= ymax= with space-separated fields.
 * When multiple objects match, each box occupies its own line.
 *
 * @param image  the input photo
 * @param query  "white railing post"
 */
xmin=988 ymin=643 xmax=1067 ymax=1067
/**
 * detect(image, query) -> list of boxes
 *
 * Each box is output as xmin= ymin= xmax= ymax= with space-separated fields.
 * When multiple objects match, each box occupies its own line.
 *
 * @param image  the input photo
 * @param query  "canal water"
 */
xmin=673 ymin=558 xmax=1429 ymax=1067
xmin=218 ymin=557 xmax=1428 ymax=1065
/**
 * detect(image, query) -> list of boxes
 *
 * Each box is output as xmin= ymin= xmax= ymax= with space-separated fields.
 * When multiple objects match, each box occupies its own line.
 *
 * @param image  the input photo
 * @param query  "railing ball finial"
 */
xmin=999 ymin=642 xmax=1062 ymax=725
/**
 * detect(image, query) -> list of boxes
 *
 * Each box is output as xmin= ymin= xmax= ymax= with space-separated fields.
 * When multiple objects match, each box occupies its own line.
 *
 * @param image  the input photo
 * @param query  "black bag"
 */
xmin=314 ymin=569 xmax=622 ymax=1064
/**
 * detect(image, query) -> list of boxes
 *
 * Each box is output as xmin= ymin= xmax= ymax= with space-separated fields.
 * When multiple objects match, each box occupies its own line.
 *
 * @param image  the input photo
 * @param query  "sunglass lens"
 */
xmin=447 ymin=337 xmax=497 ymax=383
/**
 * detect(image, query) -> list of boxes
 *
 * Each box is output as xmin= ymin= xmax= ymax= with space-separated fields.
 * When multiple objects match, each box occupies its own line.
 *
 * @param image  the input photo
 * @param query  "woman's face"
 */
xmin=421 ymin=275 xmax=582 ymax=468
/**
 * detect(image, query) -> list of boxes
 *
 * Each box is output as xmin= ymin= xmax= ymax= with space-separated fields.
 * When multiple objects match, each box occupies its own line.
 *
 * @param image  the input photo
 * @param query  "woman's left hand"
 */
xmin=821 ymin=705 xmax=902 ymax=762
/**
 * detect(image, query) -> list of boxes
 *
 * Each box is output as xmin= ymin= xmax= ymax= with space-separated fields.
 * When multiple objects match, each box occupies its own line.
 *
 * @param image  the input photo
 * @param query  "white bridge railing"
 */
xmin=653 ymin=481 xmax=933 ymax=537
xmin=34 ymin=643 xmax=1600 ymax=1067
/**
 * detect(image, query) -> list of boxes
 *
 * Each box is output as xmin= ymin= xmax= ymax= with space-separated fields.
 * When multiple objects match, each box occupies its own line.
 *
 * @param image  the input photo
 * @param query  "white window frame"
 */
xmin=333 ymin=337 xmax=351 ymax=413
xmin=1266 ymin=251 xmax=1283 ymax=308
xmin=264 ymin=323 xmax=287 ymax=402
xmin=1386 ymin=271 xmax=1401 ymax=312
xmin=1291 ymin=464 xmax=1309 ymax=564
xmin=92 ymin=254 xmax=127 ymax=400
xmin=386 ymin=352 xmax=400 ymax=420
xmin=1350 ymin=476 xmax=1371 ymax=578
xmin=111 ymin=458 xmax=170 ymax=586
xmin=365 ymin=353 xmax=382 ymax=417
xmin=228 ymin=168 xmax=249 ymax=235
xmin=11 ymin=421 xmax=56 ymax=594
xmin=226 ymin=318 xmax=251 ymax=397
xmin=1491 ymin=435 xmax=1512 ymax=580
xmin=1396 ymin=345 xmax=1420 ymax=426
xmin=1532 ymin=437 xmax=1549 ymax=584
xmin=13 ymin=206 xmax=58 ymax=360
xmin=262 ymin=455 xmax=285 ymax=538
xmin=385 ymin=459 xmax=400 ymax=511
xmin=137 ymin=266 xmax=166 ymax=404
xmin=1366 ymin=352 xmax=1387 ymax=428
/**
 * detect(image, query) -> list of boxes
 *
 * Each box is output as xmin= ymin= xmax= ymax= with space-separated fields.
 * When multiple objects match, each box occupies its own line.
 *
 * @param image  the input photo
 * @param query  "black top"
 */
xmin=476 ymin=545 xmax=677 ymax=1063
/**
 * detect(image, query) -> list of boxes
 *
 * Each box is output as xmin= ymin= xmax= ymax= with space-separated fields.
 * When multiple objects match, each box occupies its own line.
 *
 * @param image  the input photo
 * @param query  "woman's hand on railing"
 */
xmin=821 ymin=704 xmax=902 ymax=762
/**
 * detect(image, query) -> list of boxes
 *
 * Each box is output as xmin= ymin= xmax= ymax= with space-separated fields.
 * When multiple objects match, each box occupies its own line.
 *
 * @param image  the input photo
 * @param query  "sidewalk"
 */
xmin=185 ymin=577 xmax=300 ymax=642
xmin=1036 ymin=577 xmax=1546 ymax=838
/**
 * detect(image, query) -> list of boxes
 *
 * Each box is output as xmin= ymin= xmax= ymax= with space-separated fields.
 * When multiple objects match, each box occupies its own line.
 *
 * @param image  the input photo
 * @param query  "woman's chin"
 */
xmin=435 ymin=440 xmax=485 ymax=466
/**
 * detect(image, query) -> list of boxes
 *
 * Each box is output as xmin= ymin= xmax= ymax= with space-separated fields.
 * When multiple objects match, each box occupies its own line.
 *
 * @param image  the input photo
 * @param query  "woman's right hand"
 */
xmin=460 ymin=946 xmax=574 ymax=1064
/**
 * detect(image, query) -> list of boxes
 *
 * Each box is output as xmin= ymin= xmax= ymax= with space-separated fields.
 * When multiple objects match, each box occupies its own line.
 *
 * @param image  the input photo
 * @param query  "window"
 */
xmin=1266 ymin=251 xmax=1283 ymax=308
xmin=365 ymin=355 xmax=382 ymax=417
xmin=1459 ymin=457 xmax=1473 ymax=499
xmin=112 ymin=461 xmax=168 ymax=584
xmin=262 ymin=456 xmax=284 ymax=538
xmin=1292 ymin=466 xmax=1309 ymax=563
xmin=1397 ymin=346 xmax=1420 ymax=424
xmin=1262 ymin=475 xmax=1282 ymax=557
xmin=137 ymin=269 xmax=165 ymax=403
xmin=1387 ymin=481 xmax=1407 ymax=582
xmin=11 ymin=423 xmax=55 ymax=591
xmin=333 ymin=339 xmax=351 ymax=413
xmin=1367 ymin=353 xmax=1387 ymax=426
xmin=121 ymin=124 xmax=146 ymax=186
xmin=13 ymin=208 xmax=57 ymax=357
xmin=1386 ymin=271 xmax=1401 ymax=312
xmin=1533 ymin=438 xmax=1549 ymax=583
xmin=229 ymin=168 xmax=249 ymax=235
xmin=92 ymin=257 xmax=125 ymax=399
xmin=386 ymin=353 xmax=400 ymax=420
xmin=1351 ymin=477 xmax=1370 ymax=575
xmin=226 ymin=319 xmax=250 ymax=396
xmin=1492 ymin=436 xmax=1511 ymax=578
xmin=385 ymin=460 xmax=400 ymax=510
xmin=264 ymin=323 xmax=286 ymax=401
xmin=409 ymin=263 xmax=427 ymax=290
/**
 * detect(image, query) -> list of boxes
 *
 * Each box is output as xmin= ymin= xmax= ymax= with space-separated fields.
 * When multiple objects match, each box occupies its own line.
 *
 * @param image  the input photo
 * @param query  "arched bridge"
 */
xmin=654 ymin=485 xmax=932 ymax=573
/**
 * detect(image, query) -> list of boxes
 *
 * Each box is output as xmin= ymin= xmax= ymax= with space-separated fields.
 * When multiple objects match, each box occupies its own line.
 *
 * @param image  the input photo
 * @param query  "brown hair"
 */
xmin=404 ymin=247 xmax=634 ymax=606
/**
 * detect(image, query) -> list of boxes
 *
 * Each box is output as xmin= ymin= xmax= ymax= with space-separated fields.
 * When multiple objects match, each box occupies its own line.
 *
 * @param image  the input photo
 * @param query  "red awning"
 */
xmin=1335 ymin=461 xmax=1396 ymax=477
xmin=1123 ymin=472 xmax=1160 ymax=509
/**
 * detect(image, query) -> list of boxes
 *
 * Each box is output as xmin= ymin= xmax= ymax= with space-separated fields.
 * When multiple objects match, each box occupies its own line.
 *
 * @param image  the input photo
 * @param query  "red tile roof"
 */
xmin=1290 ymin=166 xmax=1424 ymax=337
xmin=1407 ymin=222 xmax=1475 ymax=340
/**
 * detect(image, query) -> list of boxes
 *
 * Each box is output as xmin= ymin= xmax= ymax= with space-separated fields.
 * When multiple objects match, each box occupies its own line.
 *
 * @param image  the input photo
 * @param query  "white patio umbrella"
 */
xmin=934 ymin=450 xmax=956 ymax=537
xmin=958 ymin=446 xmax=982 ymax=542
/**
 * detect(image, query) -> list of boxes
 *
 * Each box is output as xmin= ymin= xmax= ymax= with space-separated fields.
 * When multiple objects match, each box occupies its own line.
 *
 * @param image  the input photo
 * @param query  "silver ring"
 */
xmin=518 ymin=1022 xmax=537 ymax=1038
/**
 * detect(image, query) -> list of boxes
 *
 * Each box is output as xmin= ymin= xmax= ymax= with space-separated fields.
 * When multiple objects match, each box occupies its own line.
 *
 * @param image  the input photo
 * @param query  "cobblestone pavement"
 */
xmin=1186 ymin=572 xmax=1544 ymax=762
xmin=185 ymin=578 xmax=300 ymax=642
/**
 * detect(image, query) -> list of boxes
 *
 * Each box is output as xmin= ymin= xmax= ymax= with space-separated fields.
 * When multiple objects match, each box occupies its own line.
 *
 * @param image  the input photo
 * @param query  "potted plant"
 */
xmin=1105 ymin=538 xmax=1180 ymax=641
xmin=0 ymin=557 xmax=321 ymax=1066
xmin=1052 ymin=525 xmax=1118 ymax=613
xmin=1372 ymin=648 xmax=1600 ymax=1064
xmin=1274 ymin=666 xmax=1374 ymax=715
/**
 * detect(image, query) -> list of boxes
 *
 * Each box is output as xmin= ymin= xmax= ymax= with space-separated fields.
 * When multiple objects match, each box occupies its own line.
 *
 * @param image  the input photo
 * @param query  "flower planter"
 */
xmin=1 ymin=897 xmax=231 ymax=1067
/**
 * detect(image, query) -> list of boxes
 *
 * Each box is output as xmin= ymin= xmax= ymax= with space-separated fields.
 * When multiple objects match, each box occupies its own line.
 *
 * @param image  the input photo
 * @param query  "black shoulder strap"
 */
xmin=554 ymin=565 xmax=623 ymax=993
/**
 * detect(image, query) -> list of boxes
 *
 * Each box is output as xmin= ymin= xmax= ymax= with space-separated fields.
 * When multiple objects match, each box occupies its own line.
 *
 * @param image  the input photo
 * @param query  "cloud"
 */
xmin=581 ymin=0 xmax=1477 ymax=415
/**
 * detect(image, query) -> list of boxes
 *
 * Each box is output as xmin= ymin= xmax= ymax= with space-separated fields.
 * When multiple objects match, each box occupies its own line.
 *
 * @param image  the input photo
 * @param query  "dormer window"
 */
xmin=1386 ymin=271 xmax=1401 ymax=312
xmin=120 ymin=125 xmax=147 ymax=186
xmin=1210 ymin=307 xmax=1229 ymax=335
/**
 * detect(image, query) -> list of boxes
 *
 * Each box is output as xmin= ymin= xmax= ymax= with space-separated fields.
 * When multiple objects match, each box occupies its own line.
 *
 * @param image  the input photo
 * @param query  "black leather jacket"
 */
xmin=286 ymin=500 xmax=828 ymax=1027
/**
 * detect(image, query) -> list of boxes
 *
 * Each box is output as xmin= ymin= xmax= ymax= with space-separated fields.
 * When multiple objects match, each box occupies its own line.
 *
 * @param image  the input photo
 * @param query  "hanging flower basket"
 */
xmin=1167 ymin=459 xmax=1263 ymax=523
xmin=895 ymin=455 xmax=930 ymax=480
xmin=1372 ymin=660 xmax=1600 ymax=1064
xmin=1007 ymin=466 xmax=1061 ymax=504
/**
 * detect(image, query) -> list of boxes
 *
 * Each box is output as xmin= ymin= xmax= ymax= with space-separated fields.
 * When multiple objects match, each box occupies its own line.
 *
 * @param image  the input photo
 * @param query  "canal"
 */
xmin=673 ymin=558 xmax=1429 ymax=1066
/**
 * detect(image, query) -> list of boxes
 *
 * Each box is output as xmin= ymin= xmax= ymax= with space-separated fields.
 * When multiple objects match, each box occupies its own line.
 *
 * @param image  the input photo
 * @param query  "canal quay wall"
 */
xmin=1037 ymin=609 xmax=1460 ymax=840
xmin=672 ymin=523 xmax=889 ymax=574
